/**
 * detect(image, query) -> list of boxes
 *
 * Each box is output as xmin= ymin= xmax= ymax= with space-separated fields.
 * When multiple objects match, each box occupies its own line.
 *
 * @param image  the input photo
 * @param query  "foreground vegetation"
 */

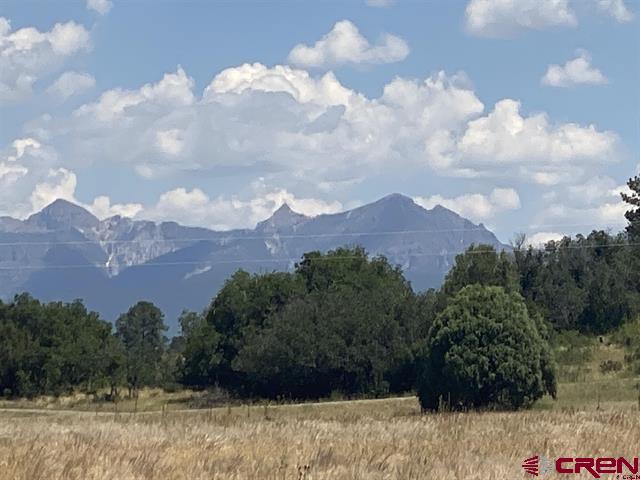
xmin=2 ymin=356 xmax=637 ymax=479
xmin=1 ymin=333 xmax=638 ymax=480
xmin=1 ymin=394 xmax=638 ymax=480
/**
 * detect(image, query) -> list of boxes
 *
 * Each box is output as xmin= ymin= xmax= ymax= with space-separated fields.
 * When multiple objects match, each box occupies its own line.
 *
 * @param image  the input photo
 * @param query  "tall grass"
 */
xmin=1 ymin=342 xmax=638 ymax=479
xmin=1 ymin=395 xmax=639 ymax=479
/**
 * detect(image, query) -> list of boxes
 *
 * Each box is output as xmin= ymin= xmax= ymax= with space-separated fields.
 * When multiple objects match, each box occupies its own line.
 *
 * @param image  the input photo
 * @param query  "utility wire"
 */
xmin=0 ymin=222 xmax=626 ymax=248
xmin=0 ymin=241 xmax=635 ymax=272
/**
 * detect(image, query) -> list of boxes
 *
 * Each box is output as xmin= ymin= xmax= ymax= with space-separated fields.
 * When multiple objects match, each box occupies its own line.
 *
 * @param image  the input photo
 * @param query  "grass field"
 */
xmin=1 ymin=343 xmax=639 ymax=479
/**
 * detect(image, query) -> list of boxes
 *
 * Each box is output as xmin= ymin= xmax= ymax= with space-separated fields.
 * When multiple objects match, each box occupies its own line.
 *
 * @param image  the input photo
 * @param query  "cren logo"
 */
xmin=522 ymin=455 xmax=552 ymax=476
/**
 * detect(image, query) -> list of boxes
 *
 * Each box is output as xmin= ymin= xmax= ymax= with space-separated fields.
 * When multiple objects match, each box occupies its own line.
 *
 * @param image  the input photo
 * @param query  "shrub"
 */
xmin=551 ymin=330 xmax=595 ymax=366
xmin=417 ymin=285 xmax=556 ymax=411
xmin=599 ymin=360 xmax=623 ymax=375
xmin=614 ymin=318 xmax=640 ymax=374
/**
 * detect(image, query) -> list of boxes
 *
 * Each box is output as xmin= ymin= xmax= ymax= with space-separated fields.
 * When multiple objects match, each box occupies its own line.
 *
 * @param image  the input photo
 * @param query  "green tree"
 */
xmin=103 ymin=335 xmax=126 ymax=400
xmin=115 ymin=301 xmax=167 ymax=397
xmin=615 ymin=318 xmax=640 ymax=374
xmin=442 ymin=244 xmax=520 ymax=298
xmin=515 ymin=232 xmax=638 ymax=333
xmin=233 ymin=248 xmax=419 ymax=399
xmin=417 ymin=285 xmax=556 ymax=411
xmin=179 ymin=310 xmax=222 ymax=387
xmin=0 ymin=294 xmax=117 ymax=398
xmin=622 ymin=174 xmax=640 ymax=240
xmin=206 ymin=270 xmax=303 ymax=389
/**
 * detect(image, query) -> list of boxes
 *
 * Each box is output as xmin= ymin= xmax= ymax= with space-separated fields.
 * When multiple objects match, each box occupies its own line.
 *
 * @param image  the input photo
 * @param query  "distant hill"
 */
xmin=0 ymin=194 xmax=507 ymax=332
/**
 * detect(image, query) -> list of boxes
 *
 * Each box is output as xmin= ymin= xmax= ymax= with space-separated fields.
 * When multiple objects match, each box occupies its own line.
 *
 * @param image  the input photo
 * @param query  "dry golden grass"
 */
xmin=2 ymin=343 xmax=638 ymax=479
xmin=1 ymin=393 xmax=639 ymax=480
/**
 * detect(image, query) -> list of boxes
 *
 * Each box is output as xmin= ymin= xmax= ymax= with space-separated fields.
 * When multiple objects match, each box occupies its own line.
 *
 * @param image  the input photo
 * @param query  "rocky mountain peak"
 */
xmin=256 ymin=202 xmax=309 ymax=232
xmin=26 ymin=199 xmax=99 ymax=232
xmin=377 ymin=193 xmax=416 ymax=205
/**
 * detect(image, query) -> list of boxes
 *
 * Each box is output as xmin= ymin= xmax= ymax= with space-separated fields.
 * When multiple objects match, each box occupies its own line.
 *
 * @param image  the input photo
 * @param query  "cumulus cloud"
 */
xmin=465 ymin=0 xmax=577 ymax=37
xmin=87 ymin=0 xmax=113 ymax=15
xmin=142 ymin=183 xmax=343 ymax=230
xmin=532 ymin=176 xmax=632 ymax=232
xmin=28 ymin=169 xmax=143 ymax=219
xmin=28 ymin=168 xmax=143 ymax=220
xmin=0 ymin=138 xmax=142 ymax=220
xmin=155 ymin=129 xmax=185 ymax=156
xmin=0 ymin=158 xmax=28 ymax=186
xmin=0 ymin=17 xmax=91 ymax=104
xmin=540 ymin=201 xmax=629 ymax=228
xmin=287 ymin=20 xmax=409 ymax=68
xmin=596 ymin=0 xmax=634 ymax=22
xmin=541 ymin=51 xmax=608 ymax=87
xmin=0 ymin=138 xmax=58 ymax=217
xmin=46 ymin=71 xmax=96 ymax=100
xmin=25 ymin=64 xmax=618 ymax=192
xmin=526 ymin=231 xmax=564 ymax=246
xmin=414 ymin=187 xmax=520 ymax=222
xmin=204 ymin=63 xmax=359 ymax=107
xmin=29 ymin=167 xmax=79 ymax=212
xmin=7 ymin=137 xmax=41 ymax=162
xmin=75 ymin=66 xmax=194 ymax=122
xmin=464 ymin=0 xmax=634 ymax=36
xmin=86 ymin=196 xmax=143 ymax=219
xmin=448 ymin=99 xmax=618 ymax=181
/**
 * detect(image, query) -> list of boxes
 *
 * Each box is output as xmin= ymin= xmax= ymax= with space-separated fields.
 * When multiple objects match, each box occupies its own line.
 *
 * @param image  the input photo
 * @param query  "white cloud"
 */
xmin=465 ymin=0 xmax=577 ymax=37
xmin=533 ymin=175 xmax=632 ymax=231
xmin=204 ymin=63 xmax=359 ymax=107
xmin=87 ymin=0 xmax=113 ymax=15
xmin=596 ymin=0 xmax=634 ymax=22
xmin=414 ymin=187 xmax=520 ymax=222
xmin=568 ymin=176 xmax=621 ymax=205
xmin=38 ymin=65 xmax=484 ymax=183
xmin=26 ymin=64 xmax=618 ymax=199
xmin=75 ymin=66 xmax=194 ymax=122
xmin=287 ymin=20 xmax=409 ymax=68
xmin=155 ymin=129 xmax=185 ymax=156
xmin=7 ymin=137 xmax=41 ymax=162
xmin=526 ymin=231 xmax=564 ymax=246
xmin=143 ymin=184 xmax=343 ymax=230
xmin=0 ymin=138 xmax=141 ymax=220
xmin=0 ymin=162 xmax=28 ymax=185
xmin=464 ymin=0 xmax=634 ymax=36
xmin=447 ymin=99 xmax=618 ymax=181
xmin=540 ymin=201 xmax=629 ymax=228
xmin=541 ymin=51 xmax=608 ymax=87
xmin=0 ymin=17 xmax=90 ymax=104
xmin=0 ymin=138 xmax=56 ymax=217
xmin=46 ymin=71 xmax=96 ymax=100
xmin=29 ymin=167 xmax=78 ymax=213
xmin=87 ymin=196 xmax=143 ymax=219
xmin=29 ymin=170 xmax=142 ymax=220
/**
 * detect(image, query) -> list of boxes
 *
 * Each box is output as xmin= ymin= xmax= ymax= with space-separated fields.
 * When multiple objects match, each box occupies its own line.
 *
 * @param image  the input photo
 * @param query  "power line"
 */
xmin=0 ymin=221 xmax=625 ymax=248
xmin=0 ymin=241 xmax=635 ymax=272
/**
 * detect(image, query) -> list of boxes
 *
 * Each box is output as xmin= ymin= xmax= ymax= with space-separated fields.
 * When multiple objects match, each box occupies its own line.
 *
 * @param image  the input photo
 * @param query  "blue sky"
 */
xmin=0 ymin=0 xmax=638 ymax=243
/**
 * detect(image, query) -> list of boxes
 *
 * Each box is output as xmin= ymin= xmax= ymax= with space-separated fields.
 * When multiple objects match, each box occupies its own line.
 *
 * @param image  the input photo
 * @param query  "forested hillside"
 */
xmin=1 ymin=174 xmax=638 ymax=409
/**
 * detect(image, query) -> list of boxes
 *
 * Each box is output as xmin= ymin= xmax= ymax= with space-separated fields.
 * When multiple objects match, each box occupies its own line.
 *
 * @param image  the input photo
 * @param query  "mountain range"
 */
xmin=0 ymin=194 xmax=507 ymax=332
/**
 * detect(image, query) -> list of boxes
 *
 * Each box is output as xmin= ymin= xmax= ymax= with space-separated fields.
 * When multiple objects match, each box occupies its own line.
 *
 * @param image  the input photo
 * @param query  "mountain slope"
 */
xmin=0 ymin=194 xmax=507 ymax=332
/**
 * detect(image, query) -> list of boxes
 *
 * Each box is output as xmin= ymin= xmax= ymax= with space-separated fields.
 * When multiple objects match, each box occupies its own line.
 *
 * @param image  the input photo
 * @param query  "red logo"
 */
xmin=522 ymin=455 xmax=639 ymax=478
xmin=522 ymin=455 xmax=552 ymax=476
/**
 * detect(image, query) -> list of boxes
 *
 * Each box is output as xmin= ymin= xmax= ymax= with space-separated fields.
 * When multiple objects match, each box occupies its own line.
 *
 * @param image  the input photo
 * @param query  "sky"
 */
xmin=0 ymin=0 xmax=638 ymax=244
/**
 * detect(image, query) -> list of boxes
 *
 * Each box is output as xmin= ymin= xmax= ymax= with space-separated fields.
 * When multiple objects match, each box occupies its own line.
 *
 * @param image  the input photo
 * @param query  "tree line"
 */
xmin=0 ymin=174 xmax=638 ymax=409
